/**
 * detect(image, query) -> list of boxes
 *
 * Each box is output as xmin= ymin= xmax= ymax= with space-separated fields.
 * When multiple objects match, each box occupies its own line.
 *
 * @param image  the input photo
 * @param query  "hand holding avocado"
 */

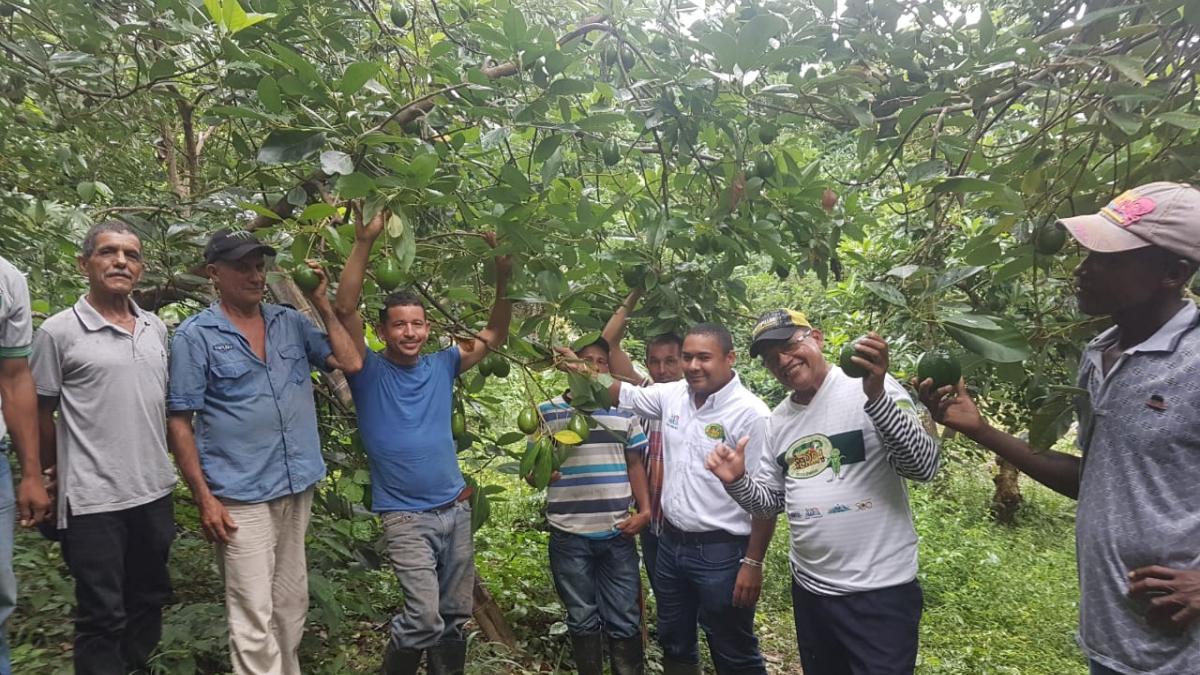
xmin=842 ymin=332 xmax=891 ymax=402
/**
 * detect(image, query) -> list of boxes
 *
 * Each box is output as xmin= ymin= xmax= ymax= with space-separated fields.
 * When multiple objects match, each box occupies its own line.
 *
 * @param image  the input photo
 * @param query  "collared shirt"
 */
xmin=0 ymin=256 xmax=33 ymax=442
xmin=1074 ymin=300 xmax=1200 ymax=675
xmin=30 ymin=296 xmax=176 ymax=528
xmin=167 ymin=302 xmax=332 ymax=503
xmin=618 ymin=372 xmax=770 ymax=536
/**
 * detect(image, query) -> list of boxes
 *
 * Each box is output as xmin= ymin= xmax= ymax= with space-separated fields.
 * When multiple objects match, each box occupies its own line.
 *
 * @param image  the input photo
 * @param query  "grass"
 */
xmin=8 ymin=459 xmax=1085 ymax=674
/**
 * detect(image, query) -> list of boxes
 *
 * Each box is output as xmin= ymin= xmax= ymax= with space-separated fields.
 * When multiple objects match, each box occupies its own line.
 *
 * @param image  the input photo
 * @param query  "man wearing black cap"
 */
xmin=166 ymin=229 xmax=361 ymax=675
xmin=918 ymin=182 xmax=1200 ymax=675
xmin=705 ymin=311 xmax=940 ymax=675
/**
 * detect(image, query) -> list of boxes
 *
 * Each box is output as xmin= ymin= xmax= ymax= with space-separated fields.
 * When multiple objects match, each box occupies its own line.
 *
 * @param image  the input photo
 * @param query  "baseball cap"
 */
xmin=204 ymin=229 xmax=277 ymax=264
xmin=1056 ymin=182 xmax=1200 ymax=262
xmin=749 ymin=309 xmax=813 ymax=357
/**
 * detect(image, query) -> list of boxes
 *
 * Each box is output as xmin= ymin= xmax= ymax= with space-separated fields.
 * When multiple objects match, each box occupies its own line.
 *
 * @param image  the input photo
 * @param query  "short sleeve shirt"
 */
xmin=346 ymin=347 xmax=466 ymax=512
xmin=0 ymin=256 xmax=33 ymax=442
xmin=30 ymin=297 xmax=176 ymax=528
xmin=618 ymin=372 xmax=770 ymax=536
xmin=1074 ymin=300 xmax=1200 ymax=675
xmin=167 ymin=302 xmax=331 ymax=503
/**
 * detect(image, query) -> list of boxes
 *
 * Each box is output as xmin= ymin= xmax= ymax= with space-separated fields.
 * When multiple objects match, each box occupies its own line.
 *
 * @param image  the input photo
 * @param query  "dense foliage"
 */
xmin=2 ymin=0 xmax=1197 ymax=671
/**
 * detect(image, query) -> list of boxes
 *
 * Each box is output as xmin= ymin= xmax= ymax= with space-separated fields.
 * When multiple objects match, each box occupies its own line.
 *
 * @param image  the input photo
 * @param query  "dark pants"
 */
xmin=62 ymin=495 xmax=175 ymax=675
xmin=548 ymin=529 xmax=641 ymax=639
xmin=791 ymin=579 xmax=923 ymax=675
xmin=655 ymin=527 xmax=765 ymax=673
xmin=640 ymin=530 xmax=659 ymax=596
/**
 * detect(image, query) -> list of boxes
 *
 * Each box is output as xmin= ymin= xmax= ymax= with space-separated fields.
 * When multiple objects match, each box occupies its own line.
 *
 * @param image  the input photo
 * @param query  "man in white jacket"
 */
xmin=706 ymin=309 xmax=940 ymax=675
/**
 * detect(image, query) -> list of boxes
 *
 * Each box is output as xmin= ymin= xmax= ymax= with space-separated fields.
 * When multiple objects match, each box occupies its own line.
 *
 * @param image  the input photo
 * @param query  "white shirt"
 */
xmin=618 ymin=372 xmax=770 ymax=536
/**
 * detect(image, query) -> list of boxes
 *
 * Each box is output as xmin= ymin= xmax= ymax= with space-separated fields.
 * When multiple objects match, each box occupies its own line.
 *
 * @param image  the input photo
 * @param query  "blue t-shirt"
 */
xmin=347 ymin=346 xmax=465 ymax=512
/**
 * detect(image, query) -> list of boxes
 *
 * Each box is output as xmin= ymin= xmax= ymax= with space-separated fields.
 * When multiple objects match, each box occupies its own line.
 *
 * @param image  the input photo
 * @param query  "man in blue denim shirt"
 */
xmin=166 ymin=231 xmax=361 ymax=675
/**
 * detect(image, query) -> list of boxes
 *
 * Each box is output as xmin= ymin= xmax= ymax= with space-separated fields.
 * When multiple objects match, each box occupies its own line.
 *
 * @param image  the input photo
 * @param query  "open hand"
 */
xmin=1128 ymin=565 xmax=1200 ymax=629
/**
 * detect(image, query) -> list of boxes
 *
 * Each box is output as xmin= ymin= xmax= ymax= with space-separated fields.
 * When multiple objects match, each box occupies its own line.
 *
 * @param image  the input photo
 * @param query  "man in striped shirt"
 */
xmin=601 ymin=290 xmax=684 ymax=589
xmin=532 ymin=337 xmax=652 ymax=675
xmin=706 ymin=310 xmax=940 ymax=675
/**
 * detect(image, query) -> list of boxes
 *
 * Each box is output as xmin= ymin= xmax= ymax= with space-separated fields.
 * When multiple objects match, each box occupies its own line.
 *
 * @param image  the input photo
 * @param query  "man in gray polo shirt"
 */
xmin=30 ymin=221 xmax=178 ymax=675
xmin=919 ymin=182 xmax=1200 ymax=675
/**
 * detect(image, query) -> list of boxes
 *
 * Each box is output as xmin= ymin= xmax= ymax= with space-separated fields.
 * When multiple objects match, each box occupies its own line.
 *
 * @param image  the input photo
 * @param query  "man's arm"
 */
xmin=0 ymin=359 xmax=50 ymax=526
xmin=601 ymin=289 xmax=643 ymax=383
xmin=302 ymin=261 xmax=362 ymax=374
xmin=332 ymin=203 xmax=387 ymax=358
xmin=733 ymin=516 xmax=777 ymax=608
xmin=458 ymin=232 xmax=513 ymax=374
xmin=917 ymin=378 xmax=1080 ymax=498
xmin=167 ymin=412 xmax=238 ymax=544
xmin=616 ymin=450 xmax=652 ymax=537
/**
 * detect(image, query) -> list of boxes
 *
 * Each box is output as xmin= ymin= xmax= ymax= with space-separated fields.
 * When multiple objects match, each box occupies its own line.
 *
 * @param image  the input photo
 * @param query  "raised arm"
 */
xmin=332 ymin=203 xmax=387 ymax=358
xmin=601 ymin=289 xmax=643 ymax=383
xmin=917 ymin=378 xmax=1081 ymax=499
xmin=457 ymin=232 xmax=513 ymax=375
xmin=301 ymin=260 xmax=362 ymax=374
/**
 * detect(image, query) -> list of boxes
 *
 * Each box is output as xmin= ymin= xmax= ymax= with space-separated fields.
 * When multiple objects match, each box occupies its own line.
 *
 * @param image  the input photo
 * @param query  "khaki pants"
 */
xmin=218 ymin=488 xmax=314 ymax=675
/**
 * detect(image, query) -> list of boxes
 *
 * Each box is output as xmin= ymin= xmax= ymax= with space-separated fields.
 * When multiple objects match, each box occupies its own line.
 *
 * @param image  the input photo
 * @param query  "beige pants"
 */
xmin=218 ymin=488 xmax=314 ymax=675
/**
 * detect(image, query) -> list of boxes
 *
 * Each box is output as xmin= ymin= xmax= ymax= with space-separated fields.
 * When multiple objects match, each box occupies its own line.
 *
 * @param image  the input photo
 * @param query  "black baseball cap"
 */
xmin=204 ymin=229 xmax=277 ymax=264
xmin=748 ymin=309 xmax=814 ymax=357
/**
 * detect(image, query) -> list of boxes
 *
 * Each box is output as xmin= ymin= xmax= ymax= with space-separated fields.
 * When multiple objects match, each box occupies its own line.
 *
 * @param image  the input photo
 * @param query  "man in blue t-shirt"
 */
xmin=332 ymin=203 xmax=512 ymax=675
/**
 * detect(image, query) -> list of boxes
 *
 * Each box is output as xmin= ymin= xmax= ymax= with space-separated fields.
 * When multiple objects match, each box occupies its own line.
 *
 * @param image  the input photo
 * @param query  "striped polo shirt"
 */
xmin=536 ymin=397 xmax=648 ymax=539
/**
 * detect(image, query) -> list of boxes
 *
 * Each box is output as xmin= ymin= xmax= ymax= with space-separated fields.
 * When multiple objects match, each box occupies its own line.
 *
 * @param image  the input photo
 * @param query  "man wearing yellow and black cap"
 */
xmin=706 ymin=311 xmax=940 ymax=675
xmin=918 ymin=182 xmax=1200 ymax=675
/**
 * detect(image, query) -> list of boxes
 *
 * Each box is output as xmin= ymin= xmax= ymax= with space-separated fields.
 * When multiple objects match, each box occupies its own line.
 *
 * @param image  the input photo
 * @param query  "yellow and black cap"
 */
xmin=749 ymin=309 xmax=812 ymax=357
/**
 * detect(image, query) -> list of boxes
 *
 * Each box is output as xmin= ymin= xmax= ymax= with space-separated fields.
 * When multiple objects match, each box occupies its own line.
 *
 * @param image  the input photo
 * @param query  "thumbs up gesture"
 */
xmin=705 ymin=436 xmax=750 ymax=485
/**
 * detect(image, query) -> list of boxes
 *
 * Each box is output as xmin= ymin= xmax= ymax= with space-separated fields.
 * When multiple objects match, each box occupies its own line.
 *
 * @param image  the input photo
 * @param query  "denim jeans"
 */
xmin=0 ymin=460 xmax=15 ymax=675
xmin=655 ymin=530 xmax=765 ymax=673
xmin=382 ymin=500 xmax=475 ymax=650
xmin=61 ymin=494 xmax=175 ymax=675
xmin=548 ymin=529 xmax=641 ymax=639
xmin=1090 ymin=660 xmax=1126 ymax=675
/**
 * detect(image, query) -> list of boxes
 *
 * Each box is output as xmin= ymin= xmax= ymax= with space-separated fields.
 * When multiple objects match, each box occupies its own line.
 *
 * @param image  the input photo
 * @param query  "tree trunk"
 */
xmin=472 ymin=574 xmax=519 ymax=649
xmin=991 ymin=457 xmax=1024 ymax=524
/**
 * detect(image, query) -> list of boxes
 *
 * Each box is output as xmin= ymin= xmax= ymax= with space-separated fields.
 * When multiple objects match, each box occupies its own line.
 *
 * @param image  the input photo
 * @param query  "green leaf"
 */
xmin=339 ymin=62 xmax=380 ymax=96
xmin=1103 ymin=109 xmax=1143 ymax=136
xmin=257 ymin=76 xmax=282 ymax=113
xmin=204 ymin=0 xmax=276 ymax=34
xmin=897 ymin=92 xmax=949 ymax=135
xmin=939 ymin=312 xmax=1002 ymax=331
xmin=76 ymin=181 xmax=96 ymax=202
xmin=1029 ymin=388 xmax=1084 ymax=450
xmin=503 ymin=7 xmax=527 ymax=45
xmin=1101 ymin=55 xmax=1146 ymax=85
xmin=977 ymin=8 xmax=995 ymax=48
xmin=943 ymin=321 xmax=1032 ymax=363
xmin=335 ymin=172 xmax=376 ymax=198
xmin=932 ymin=176 xmax=1008 ymax=195
xmin=576 ymin=113 xmax=627 ymax=131
xmin=737 ymin=13 xmax=787 ymax=67
xmin=933 ymin=265 xmax=985 ymax=292
xmin=533 ymin=134 xmax=562 ymax=162
xmin=320 ymin=150 xmax=354 ymax=176
xmin=812 ymin=0 xmax=835 ymax=17
xmin=1158 ymin=111 xmax=1200 ymax=130
xmin=863 ymin=281 xmax=906 ymax=306
xmin=546 ymin=78 xmax=594 ymax=96
xmin=257 ymin=129 xmax=325 ymax=164
xmin=269 ymin=41 xmax=322 ymax=85
xmin=298 ymin=203 xmax=337 ymax=223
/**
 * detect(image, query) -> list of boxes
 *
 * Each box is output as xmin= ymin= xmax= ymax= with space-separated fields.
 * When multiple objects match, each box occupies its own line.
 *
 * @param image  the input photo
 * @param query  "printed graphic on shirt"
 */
xmin=776 ymin=430 xmax=866 ymax=481
xmin=666 ymin=413 xmax=680 ymax=429
xmin=704 ymin=423 xmax=726 ymax=441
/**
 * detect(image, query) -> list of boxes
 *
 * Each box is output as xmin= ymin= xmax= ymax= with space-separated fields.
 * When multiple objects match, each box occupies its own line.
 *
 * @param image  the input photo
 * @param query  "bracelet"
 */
xmin=739 ymin=557 xmax=763 ymax=569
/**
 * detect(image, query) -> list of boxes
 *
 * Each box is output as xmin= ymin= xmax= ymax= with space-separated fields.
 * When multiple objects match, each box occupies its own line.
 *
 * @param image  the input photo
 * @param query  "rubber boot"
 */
xmin=608 ymin=635 xmax=645 ymax=675
xmin=427 ymin=637 xmax=467 ymax=675
xmin=569 ymin=631 xmax=605 ymax=675
xmin=381 ymin=639 xmax=423 ymax=675
xmin=662 ymin=656 xmax=703 ymax=675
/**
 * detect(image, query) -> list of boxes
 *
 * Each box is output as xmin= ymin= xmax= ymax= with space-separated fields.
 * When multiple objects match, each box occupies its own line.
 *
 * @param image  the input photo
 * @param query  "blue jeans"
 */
xmin=655 ymin=529 xmax=765 ymax=673
xmin=382 ymin=500 xmax=475 ymax=650
xmin=0 ymin=460 xmax=14 ymax=675
xmin=548 ymin=529 xmax=641 ymax=639
xmin=1090 ymin=661 xmax=1125 ymax=675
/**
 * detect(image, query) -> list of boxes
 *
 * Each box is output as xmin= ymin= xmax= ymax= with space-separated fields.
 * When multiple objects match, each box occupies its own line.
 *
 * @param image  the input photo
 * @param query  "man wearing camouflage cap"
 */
xmin=918 ymin=182 xmax=1200 ymax=675
xmin=706 ymin=310 xmax=940 ymax=675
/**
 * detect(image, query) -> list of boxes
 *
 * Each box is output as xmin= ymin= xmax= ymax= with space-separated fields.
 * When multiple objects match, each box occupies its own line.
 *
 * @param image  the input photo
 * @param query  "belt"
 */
xmin=426 ymin=485 xmax=474 ymax=513
xmin=661 ymin=519 xmax=748 ymax=545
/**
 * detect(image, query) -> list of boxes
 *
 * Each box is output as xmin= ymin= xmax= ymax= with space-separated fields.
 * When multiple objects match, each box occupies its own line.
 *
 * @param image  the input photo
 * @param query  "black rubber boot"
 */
xmin=608 ymin=635 xmax=645 ymax=675
xmin=381 ymin=639 xmax=423 ymax=675
xmin=427 ymin=637 xmax=467 ymax=675
xmin=570 ymin=631 xmax=606 ymax=675
xmin=662 ymin=656 xmax=703 ymax=675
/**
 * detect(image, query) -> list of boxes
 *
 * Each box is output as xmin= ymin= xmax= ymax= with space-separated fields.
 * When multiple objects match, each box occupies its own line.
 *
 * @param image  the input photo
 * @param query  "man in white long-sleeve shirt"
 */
xmin=706 ymin=310 xmax=940 ymax=675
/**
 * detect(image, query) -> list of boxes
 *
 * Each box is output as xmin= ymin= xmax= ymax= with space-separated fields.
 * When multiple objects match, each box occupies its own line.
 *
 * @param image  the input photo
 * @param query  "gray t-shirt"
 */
xmin=0 ymin=256 xmax=34 ymax=442
xmin=31 ymin=296 xmax=176 ymax=528
xmin=1075 ymin=300 xmax=1200 ymax=674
